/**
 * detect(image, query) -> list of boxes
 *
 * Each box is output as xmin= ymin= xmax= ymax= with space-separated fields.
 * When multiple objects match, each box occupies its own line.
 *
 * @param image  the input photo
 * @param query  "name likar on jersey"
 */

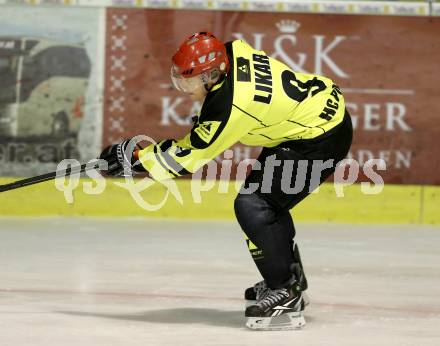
xmin=252 ymin=53 xmax=273 ymax=105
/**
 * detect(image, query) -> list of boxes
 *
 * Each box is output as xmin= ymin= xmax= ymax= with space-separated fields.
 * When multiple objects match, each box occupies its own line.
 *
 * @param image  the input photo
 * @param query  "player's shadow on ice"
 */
xmin=60 ymin=308 xmax=244 ymax=328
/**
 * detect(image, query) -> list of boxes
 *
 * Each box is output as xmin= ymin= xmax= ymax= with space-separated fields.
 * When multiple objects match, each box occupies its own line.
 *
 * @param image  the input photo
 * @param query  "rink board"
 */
xmin=0 ymin=177 xmax=438 ymax=225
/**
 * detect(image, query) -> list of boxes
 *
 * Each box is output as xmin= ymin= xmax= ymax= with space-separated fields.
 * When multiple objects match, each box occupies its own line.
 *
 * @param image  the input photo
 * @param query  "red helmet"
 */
xmin=172 ymin=32 xmax=229 ymax=78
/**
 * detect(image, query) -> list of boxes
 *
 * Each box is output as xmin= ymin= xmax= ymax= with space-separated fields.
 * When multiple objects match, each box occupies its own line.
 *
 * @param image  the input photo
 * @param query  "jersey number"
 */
xmin=281 ymin=70 xmax=326 ymax=102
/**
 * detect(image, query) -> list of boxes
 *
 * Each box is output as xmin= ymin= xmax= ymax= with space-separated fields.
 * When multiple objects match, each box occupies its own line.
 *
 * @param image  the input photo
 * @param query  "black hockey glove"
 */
xmin=99 ymin=139 xmax=145 ymax=177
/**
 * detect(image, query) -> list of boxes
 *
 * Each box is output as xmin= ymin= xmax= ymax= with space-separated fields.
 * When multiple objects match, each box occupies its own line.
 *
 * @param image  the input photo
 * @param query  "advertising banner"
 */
xmin=9 ymin=7 xmax=431 ymax=185
xmin=0 ymin=6 xmax=105 ymax=176
xmin=104 ymin=9 xmax=440 ymax=184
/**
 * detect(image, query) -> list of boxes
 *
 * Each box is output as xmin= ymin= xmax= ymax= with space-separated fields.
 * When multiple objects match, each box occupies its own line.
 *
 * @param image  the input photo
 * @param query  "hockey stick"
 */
xmin=0 ymin=162 xmax=99 ymax=193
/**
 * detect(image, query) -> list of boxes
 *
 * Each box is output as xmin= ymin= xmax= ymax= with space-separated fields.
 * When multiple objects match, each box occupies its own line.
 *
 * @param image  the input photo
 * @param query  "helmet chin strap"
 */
xmin=199 ymin=72 xmax=211 ymax=92
xmin=203 ymin=82 xmax=211 ymax=92
xmin=203 ymin=70 xmax=226 ymax=92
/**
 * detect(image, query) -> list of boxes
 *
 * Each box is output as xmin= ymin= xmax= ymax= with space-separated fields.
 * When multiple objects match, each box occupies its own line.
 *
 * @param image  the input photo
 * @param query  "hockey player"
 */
xmin=100 ymin=32 xmax=353 ymax=330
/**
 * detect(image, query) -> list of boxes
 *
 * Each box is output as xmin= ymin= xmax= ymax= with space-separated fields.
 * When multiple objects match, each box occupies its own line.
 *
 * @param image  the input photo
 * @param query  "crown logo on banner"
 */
xmin=275 ymin=20 xmax=301 ymax=34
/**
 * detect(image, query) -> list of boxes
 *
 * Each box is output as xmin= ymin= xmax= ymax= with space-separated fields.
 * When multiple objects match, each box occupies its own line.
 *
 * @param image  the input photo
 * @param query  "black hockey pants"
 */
xmin=234 ymin=110 xmax=353 ymax=289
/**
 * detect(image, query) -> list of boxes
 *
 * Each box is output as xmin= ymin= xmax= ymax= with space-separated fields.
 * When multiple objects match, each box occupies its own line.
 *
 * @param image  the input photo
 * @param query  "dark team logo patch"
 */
xmin=236 ymin=57 xmax=251 ymax=82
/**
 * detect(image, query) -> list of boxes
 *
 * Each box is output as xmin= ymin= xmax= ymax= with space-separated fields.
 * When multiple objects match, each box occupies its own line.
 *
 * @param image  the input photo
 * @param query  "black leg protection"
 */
xmin=290 ymin=242 xmax=308 ymax=291
xmin=234 ymin=192 xmax=306 ymax=289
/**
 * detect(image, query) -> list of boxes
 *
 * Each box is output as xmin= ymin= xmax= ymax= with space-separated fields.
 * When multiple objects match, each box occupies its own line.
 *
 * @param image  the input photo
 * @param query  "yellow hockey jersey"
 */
xmin=139 ymin=39 xmax=345 ymax=181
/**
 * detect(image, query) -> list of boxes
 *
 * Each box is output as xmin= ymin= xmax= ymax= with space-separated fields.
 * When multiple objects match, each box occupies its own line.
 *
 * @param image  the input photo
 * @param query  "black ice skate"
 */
xmin=244 ymin=280 xmax=310 ymax=308
xmin=245 ymin=280 xmax=306 ymax=331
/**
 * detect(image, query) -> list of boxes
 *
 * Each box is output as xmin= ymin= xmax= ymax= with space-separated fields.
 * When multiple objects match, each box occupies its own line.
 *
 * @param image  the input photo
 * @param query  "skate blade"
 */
xmin=245 ymin=292 xmax=310 ymax=308
xmin=245 ymin=312 xmax=306 ymax=331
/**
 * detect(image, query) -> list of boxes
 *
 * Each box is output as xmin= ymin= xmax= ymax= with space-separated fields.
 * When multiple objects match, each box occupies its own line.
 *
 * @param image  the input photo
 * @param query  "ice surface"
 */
xmin=0 ymin=218 xmax=439 ymax=346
